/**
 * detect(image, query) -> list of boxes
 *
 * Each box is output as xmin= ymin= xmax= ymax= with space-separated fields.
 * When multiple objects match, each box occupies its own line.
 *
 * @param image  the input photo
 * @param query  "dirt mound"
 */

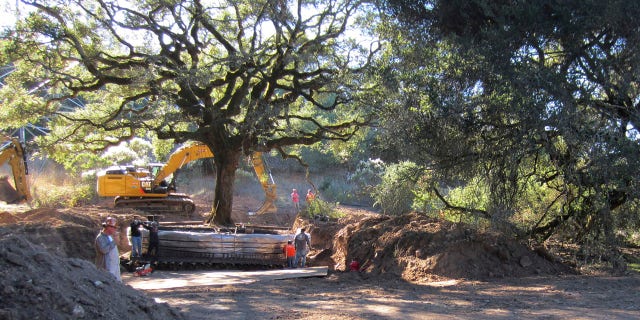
xmin=329 ymin=212 xmax=575 ymax=281
xmin=0 ymin=208 xmax=104 ymax=261
xmin=0 ymin=211 xmax=18 ymax=224
xmin=0 ymin=231 xmax=185 ymax=319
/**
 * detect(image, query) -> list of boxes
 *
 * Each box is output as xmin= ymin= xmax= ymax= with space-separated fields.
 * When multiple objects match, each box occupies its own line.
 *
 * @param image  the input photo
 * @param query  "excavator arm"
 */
xmin=250 ymin=152 xmax=277 ymax=214
xmin=0 ymin=137 xmax=31 ymax=204
xmin=153 ymin=143 xmax=214 ymax=185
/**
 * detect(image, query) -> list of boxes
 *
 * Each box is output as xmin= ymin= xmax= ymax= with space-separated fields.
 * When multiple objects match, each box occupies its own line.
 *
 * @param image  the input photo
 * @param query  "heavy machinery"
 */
xmin=97 ymin=142 xmax=277 ymax=215
xmin=0 ymin=137 xmax=31 ymax=204
xmin=249 ymin=152 xmax=277 ymax=215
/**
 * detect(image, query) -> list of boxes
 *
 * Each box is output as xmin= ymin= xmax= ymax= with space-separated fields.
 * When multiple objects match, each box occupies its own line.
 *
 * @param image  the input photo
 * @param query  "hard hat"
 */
xmin=102 ymin=217 xmax=117 ymax=228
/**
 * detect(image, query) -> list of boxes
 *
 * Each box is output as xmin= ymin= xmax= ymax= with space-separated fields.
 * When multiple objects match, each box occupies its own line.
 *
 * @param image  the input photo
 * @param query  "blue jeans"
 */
xmin=287 ymin=257 xmax=295 ymax=268
xmin=131 ymin=236 xmax=142 ymax=257
xmin=295 ymin=250 xmax=307 ymax=267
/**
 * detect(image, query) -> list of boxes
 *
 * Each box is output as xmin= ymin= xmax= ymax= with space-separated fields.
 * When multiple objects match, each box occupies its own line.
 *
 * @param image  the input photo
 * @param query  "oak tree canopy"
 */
xmin=1 ymin=0 xmax=378 ymax=225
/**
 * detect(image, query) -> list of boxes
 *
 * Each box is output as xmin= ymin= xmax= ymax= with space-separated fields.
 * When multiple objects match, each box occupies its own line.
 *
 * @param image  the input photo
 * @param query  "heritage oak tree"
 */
xmin=0 ymin=0 xmax=378 ymax=225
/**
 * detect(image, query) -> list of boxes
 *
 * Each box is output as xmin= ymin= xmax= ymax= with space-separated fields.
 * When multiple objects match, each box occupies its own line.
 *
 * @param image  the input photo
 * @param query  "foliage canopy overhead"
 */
xmin=1 ymin=0 xmax=378 ymax=158
xmin=376 ymin=0 xmax=640 ymax=250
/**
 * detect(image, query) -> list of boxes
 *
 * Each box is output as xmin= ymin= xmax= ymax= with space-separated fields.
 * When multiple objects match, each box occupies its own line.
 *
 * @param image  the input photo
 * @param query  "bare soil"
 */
xmin=0 ymin=196 xmax=639 ymax=319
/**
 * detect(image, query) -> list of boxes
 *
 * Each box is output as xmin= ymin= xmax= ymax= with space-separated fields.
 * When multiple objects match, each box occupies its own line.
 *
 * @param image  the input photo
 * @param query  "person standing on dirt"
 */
xmin=143 ymin=221 xmax=159 ymax=261
xmin=294 ymin=227 xmax=311 ymax=268
xmin=95 ymin=217 xmax=121 ymax=282
xmin=283 ymin=240 xmax=296 ymax=268
xmin=291 ymin=189 xmax=300 ymax=212
xmin=129 ymin=216 xmax=144 ymax=258
xmin=305 ymin=189 xmax=315 ymax=204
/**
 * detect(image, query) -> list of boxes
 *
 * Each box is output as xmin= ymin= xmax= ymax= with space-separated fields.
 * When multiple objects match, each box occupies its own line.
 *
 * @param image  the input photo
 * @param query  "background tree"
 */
xmin=376 ymin=0 xmax=640 ymax=258
xmin=0 ymin=0 xmax=379 ymax=225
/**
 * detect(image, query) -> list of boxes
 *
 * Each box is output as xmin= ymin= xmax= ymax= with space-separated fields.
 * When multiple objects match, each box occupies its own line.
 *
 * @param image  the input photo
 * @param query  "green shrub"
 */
xmin=370 ymin=161 xmax=420 ymax=215
xmin=33 ymin=180 xmax=95 ymax=208
xmin=304 ymin=198 xmax=342 ymax=220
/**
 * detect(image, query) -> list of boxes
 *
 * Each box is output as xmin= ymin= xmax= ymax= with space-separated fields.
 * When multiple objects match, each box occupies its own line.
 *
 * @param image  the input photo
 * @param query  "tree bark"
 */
xmin=206 ymin=148 xmax=241 ymax=226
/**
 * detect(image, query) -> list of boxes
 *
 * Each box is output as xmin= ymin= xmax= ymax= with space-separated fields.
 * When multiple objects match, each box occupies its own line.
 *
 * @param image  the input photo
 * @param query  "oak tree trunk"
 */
xmin=207 ymin=148 xmax=241 ymax=226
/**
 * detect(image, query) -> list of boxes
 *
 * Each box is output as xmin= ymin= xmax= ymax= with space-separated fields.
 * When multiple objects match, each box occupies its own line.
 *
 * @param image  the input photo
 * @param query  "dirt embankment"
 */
xmin=0 ymin=232 xmax=183 ymax=320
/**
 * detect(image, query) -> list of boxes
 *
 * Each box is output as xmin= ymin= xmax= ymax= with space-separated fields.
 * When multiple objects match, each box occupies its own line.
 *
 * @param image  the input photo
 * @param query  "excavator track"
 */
xmin=114 ymin=194 xmax=196 ymax=214
xmin=152 ymin=251 xmax=286 ymax=270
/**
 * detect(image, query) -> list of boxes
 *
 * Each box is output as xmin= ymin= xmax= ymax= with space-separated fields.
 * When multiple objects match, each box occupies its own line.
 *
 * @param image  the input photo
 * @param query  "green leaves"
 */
xmin=376 ymin=0 xmax=640 ymax=249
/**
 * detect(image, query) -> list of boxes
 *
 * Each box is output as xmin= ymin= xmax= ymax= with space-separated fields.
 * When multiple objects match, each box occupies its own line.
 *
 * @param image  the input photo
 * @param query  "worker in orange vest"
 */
xmin=283 ymin=240 xmax=296 ymax=268
xmin=305 ymin=189 xmax=315 ymax=203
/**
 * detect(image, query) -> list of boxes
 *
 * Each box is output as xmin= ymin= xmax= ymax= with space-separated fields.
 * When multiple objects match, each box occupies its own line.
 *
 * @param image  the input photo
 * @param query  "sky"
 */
xmin=0 ymin=0 xmax=21 ymax=29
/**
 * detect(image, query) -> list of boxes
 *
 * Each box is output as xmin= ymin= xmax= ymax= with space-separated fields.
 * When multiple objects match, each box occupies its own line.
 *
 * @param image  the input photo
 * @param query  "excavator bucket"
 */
xmin=0 ymin=176 xmax=21 ymax=204
xmin=249 ymin=184 xmax=277 ymax=215
xmin=255 ymin=200 xmax=277 ymax=214
xmin=0 ymin=137 xmax=31 ymax=203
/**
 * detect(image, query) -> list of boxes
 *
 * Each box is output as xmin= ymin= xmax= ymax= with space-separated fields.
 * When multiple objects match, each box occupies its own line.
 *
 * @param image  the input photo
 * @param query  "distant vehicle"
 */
xmin=97 ymin=142 xmax=277 ymax=215
xmin=0 ymin=136 xmax=31 ymax=204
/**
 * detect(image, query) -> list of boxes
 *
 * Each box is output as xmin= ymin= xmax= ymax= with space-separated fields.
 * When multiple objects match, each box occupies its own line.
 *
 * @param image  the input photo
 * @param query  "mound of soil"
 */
xmin=0 ymin=207 xmax=111 ymax=261
xmin=0 ymin=211 xmax=18 ymax=224
xmin=322 ymin=212 xmax=574 ymax=281
xmin=0 ymin=230 xmax=184 ymax=319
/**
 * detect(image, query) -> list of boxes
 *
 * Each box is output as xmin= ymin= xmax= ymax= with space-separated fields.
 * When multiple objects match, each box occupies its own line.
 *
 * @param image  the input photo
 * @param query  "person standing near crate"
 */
xmin=143 ymin=220 xmax=159 ymax=261
xmin=129 ymin=216 xmax=144 ymax=258
xmin=283 ymin=240 xmax=296 ymax=268
xmin=294 ymin=227 xmax=311 ymax=268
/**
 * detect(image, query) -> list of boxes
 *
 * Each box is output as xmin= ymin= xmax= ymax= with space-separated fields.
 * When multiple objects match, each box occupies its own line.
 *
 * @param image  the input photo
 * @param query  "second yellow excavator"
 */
xmin=96 ymin=142 xmax=277 ymax=215
xmin=0 ymin=136 xmax=31 ymax=204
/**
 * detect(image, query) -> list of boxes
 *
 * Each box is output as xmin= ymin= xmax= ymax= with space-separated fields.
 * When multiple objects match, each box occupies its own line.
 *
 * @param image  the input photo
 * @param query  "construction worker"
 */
xmin=95 ymin=217 xmax=121 ymax=282
xmin=291 ymin=189 xmax=300 ymax=212
xmin=283 ymin=240 xmax=296 ymax=268
xmin=129 ymin=216 xmax=143 ymax=258
xmin=294 ymin=227 xmax=311 ymax=268
xmin=305 ymin=189 xmax=315 ymax=203
xmin=143 ymin=221 xmax=159 ymax=261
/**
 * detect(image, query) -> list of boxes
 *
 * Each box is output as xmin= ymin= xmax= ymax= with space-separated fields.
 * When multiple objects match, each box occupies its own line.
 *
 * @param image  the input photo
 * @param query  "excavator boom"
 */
xmin=250 ymin=152 xmax=277 ymax=214
xmin=153 ymin=143 xmax=213 ymax=185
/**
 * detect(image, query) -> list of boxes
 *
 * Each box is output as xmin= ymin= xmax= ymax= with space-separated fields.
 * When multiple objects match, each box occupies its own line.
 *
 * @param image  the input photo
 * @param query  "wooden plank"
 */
xmin=124 ymin=266 xmax=329 ymax=290
xmin=269 ymin=266 xmax=328 ymax=280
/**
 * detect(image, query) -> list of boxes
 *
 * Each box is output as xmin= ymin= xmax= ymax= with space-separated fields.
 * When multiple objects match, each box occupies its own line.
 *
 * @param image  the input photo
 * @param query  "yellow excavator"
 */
xmin=96 ymin=142 xmax=277 ymax=215
xmin=0 ymin=136 xmax=31 ymax=204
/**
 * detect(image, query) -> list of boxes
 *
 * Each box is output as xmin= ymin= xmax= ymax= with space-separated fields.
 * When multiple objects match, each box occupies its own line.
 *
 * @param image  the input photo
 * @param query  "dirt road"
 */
xmin=130 ymin=270 xmax=640 ymax=320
